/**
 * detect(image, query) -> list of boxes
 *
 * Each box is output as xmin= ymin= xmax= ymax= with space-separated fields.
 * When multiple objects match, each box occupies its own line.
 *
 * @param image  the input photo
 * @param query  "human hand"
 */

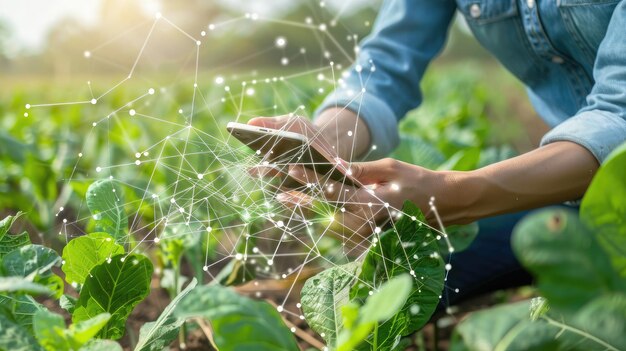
xmin=276 ymin=158 xmax=467 ymax=248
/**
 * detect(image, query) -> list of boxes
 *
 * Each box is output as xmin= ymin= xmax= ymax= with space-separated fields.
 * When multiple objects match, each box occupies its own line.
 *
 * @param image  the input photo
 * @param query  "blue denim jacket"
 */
xmin=316 ymin=0 xmax=626 ymax=163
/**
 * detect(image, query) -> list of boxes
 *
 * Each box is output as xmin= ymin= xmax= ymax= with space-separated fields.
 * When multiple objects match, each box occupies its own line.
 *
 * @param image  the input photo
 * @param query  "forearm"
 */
xmin=443 ymin=141 xmax=599 ymax=224
xmin=314 ymin=108 xmax=371 ymax=160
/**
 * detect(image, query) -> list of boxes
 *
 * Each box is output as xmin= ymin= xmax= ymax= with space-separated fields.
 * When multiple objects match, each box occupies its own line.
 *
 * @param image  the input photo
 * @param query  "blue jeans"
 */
xmin=439 ymin=210 xmax=535 ymax=308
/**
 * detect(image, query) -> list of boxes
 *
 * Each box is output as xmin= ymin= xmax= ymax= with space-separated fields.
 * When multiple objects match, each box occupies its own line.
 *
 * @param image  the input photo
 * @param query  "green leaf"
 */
xmin=34 ymin=310 xmax=111 ymax=351
xmin=1 ymin=245 xmax=63 ymax=298
xmin=0 ymin=212 xmax=31 ymax=260
xmin=0 ymin=276 xmax=51 ymax=295
xmin=2 ymin=245 xmax=60 ymax=277
xmin=336 ymin=274 xmax=413 ymax=351
xmin=0 ymin=313 xmax=43 ymax=351
xmin=439 ymin=223 xmax=479 ymax=254
xmin=134 ymin=278 xmax=198 ymax=351
xmin=61 ymin=232 xmax=124 ymax=286
xmin=86 ymin=180 xmax=128 ymax=242
xmin=79 ymin=339 xmax=123 ymax=351
xmin=72 ymin=254 xmax=153 ymax=340
xmin=452 ymin=297 xmax=626 ymax=351
xmin=451 ymin=300 xmax=561 ymax=351
xmin=529 ymin=297 xmax=549 ymax=321
xmin=213 ymin=258 xmax=256 ymax=286
xmin=300 ymin=262 xmax=360 ymax=345
xmin=351 ymin=201 xmax=445 ymax=349
xmin=512 ymin=209 xmax=617 ymax=315
xmin=174 ymin=284 xmax=299 ymax=351
xmin=60 ymin=294 xmax=77 ymax=314
xmin=581 ymin=142 xmax=626 ymax=278
xmin=0 ymin=294 xmax=46 ymax=334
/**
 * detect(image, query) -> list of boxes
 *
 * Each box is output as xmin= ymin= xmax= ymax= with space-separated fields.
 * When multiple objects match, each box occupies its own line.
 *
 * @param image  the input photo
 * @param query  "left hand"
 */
xmin=276 ymin=158 xmax=466 ymax=245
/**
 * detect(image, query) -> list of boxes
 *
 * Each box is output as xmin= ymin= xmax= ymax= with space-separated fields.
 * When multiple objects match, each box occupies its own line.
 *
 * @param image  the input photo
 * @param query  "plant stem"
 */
xmin=373 ymin=323 xmax=378 ymax=350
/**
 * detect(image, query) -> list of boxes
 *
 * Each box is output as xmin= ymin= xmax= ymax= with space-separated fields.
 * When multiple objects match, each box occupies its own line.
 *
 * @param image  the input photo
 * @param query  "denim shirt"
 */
xmin=316 ymin=0 xmax=626 ymax=163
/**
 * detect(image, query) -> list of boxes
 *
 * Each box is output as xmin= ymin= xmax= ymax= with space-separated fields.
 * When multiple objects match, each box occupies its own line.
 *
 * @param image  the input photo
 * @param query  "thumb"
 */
xmin=247 ymin=116 xmax=288 ymax=128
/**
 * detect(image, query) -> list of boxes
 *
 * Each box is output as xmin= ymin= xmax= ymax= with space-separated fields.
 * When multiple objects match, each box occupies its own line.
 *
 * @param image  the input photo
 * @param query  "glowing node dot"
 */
xmin=25 ymin=104 xmax=31 ymax=109
xmin=267 ymin=259 xmax=274 ymax=266
xmin=197 ymin=173 xmax=204 ymax=180
xmin=91 ymin=98 xmax=97 ymax=105
xmin=319 ymin=23 xmax=327 ymax=31
xmin=178 ymin=207 xmax=185 ymax=213
xmin=135 ymin=160 xmax=141 ymax=165
xmin=276 ymin=305 xmax=283 ymax=312
xmin=281 ymin=57 xmax=289 ymax=66
xmin=196 ymin=40 xmax=201 ymax=46
xmin=275 ymin=36 xmax=287 ymax=48
xmin=129 ymin=109 xmax=136 ymax=116
xmin=391 ymin=183 xmax=400 ymax=191
xmin=23 ymin=113 xmax=28 ymax=117
xmin=276 ymin=220 xmax=284 ymax=228
xmin=246 ymin=88 xmax=255 ymax=96
xmin=62 ymin=218 xmax=67 ymax=223
xmin=445 ymin=263 xmax=452 ymax=271
xmin=372 ymin=145 xmax=378 ymax=150
xmin=92 ymin=122 xmax=97 ymax=127
xmin=384 ymin=202 xmax=390 ymax=208
xmin=202 ymin=266 xmax=208 ymax=271
xmin=135 ymin=152 xmax=141 ymax=158
xmin=235 ymin=253 xmax=243 ymax=260
xmin=208 ymin=24 xmax=215 ymax=30
xmin=206 ymin=226 xmax=212 ymax=232
xmin=59 ymin=206 xmax=64 ymax=211
xmin=290 ymin=327 xmax=296 ymax=333
xmin=84 ymin=51 xmax=91 ymax=58
xmin=296 ymin=302 xmax=302 ymax=308
xmin=96 ymin=167 xmax=102 ymax=173
xmin=155 ymin=12 xmax=162 ymax=19
xmin=148 ymin=88 xmax=155 ymax=95
xmin=455 ymin=288 xmax=460 ymax=293
xmin=374 ymin=227 xmax=382 ymax=234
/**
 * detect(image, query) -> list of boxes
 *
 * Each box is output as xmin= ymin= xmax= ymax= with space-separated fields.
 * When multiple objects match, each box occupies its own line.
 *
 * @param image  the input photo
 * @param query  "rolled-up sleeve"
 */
xmin=541 ymin=1 xmax=626 ymax=163
xmin=314 ymin=0 xmax=456 ymax=160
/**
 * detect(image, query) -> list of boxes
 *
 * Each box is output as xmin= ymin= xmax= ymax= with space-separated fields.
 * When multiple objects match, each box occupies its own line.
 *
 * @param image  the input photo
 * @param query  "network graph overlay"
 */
xmin=24 ymin=4 xmax=459 ymax=329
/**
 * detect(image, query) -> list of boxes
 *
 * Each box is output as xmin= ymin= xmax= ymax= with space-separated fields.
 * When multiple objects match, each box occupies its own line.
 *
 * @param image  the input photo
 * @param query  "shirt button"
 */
xmin=470 ymin=4 xmax=481 ymax=18
xmin=527 ymin=0 xmax=535 ymax=9
xmin=552 ymin=56 xmax=565 ymax=64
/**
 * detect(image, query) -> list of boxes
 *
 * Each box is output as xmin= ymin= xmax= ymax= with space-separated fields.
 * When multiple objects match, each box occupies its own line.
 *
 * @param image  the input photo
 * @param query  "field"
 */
xmin=1 ymin=4 xmax=626 ymax=351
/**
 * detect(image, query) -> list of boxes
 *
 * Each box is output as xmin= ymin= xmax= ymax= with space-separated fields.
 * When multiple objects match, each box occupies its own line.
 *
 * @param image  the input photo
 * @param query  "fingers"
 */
xmin=344 ymin=158 xmax=400 ymax=184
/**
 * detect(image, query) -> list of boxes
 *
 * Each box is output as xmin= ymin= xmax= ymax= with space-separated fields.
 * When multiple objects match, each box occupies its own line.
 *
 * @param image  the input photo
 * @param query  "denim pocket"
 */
xmin=558 ymin=0 xmax=619 ymax=61
xmin=456 ymin=0 xmax=544 ymax=85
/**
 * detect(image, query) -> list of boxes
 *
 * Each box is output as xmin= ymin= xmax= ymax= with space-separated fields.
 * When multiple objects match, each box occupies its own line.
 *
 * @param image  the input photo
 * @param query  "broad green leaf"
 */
xmin=174 ymin=284 xmax=299 ymax=351
xmin=2 ymin=245 xmax=60 ymax=277
xmin=86 ymin=180 xmax=128 ymax=241
xmin=0 ymin=313 xmax=43 ymax=351
xmin=512 ymin=209 xmax=617 ymax=315
xmin=134 ymin=278 xmax=198 ymax=351
xmin=567 ymin=294 xmax=626 ymax=351
xmin=73 ymin=254 xmax=153 ymax=340
xmin=351 ymin=201 xmax=445 ymax=349
xmin=529 ymin=297 xmax=549 ymax=321
xmin=1 ymin=245 xmax=63 ymax=298
xmin=34 ymin=310 xmax=111 ymax=351
xmin=451 ymin=300 xmax=561 ymax=351
xmin=0 ymin=276 xmax=51 ymax=295
xmin=79 ymin=339 xmax=123 ymax=351
xmin=61 ymin=232 xmax=124 ymax=285
xmin=300 ymin=262 xmax=360 ymax=345
xmin=391 ymin=134 xmax=445 ymax=169
xmin=0 ymin=212 xmax=31 ymax=260
xmin=452 ymin=297 xmax=626 ymax=351
xmin=439 ymin=223 xmax=479 ymax=254
xmin=336 ymin=274 xmax=413 ymax=351
xmin=581 ymin=142 xmax=626 ymax=278
xmin=0 ymin=294 xmax=45 ymax=334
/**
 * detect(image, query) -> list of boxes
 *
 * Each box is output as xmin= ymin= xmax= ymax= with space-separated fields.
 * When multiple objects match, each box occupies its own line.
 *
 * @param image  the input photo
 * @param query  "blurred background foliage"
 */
xmin=0 ymin=0 xmax=542 ymax=240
